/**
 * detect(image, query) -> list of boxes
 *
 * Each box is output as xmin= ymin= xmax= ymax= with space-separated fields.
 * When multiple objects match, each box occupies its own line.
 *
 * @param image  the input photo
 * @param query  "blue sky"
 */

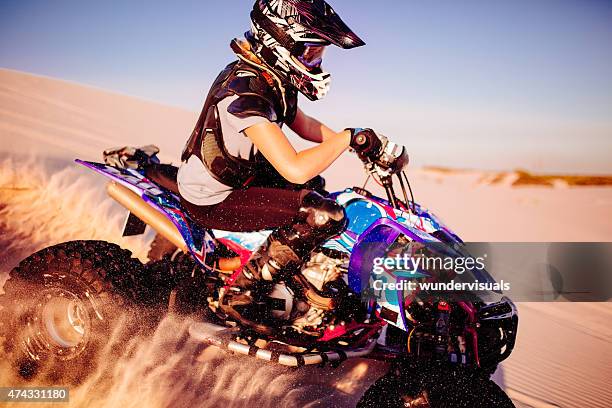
xmin=1 ymin=0 xmax=611 ymax=173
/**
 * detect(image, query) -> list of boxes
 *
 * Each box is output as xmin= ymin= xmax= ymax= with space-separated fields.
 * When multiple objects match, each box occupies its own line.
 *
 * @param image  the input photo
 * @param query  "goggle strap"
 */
xmin=260 ymin=45 xmax=279 ymax=67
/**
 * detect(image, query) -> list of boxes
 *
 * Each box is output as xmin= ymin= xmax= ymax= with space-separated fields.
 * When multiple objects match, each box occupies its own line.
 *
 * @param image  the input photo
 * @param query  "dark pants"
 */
xmin=181 ymin=187 xmax=311 ymax=232
xmin=180 ymin=175 xmax=330 ymax=232
xmin=181 ymin=174 xmax=346 ymax=266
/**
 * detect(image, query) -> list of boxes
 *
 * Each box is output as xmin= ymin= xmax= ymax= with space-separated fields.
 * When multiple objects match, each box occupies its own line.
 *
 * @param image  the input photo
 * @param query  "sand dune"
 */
xmin=423 ymin=166 xmax=612 ymax=187
xmin=0 ymin=68 xmax=193 ymax=164
xmin=1 ymin=68 xmax=611 ymax=407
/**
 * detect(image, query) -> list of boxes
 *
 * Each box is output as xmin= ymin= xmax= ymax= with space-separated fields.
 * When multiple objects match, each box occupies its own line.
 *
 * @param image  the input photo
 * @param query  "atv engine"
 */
xmin=267 ymin=250 xmax=356 ymax=336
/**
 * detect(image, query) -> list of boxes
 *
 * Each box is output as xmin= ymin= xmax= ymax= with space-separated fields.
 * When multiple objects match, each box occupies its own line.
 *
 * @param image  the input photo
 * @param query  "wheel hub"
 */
xmin=27 ymin=287 xmax=93 ymax=360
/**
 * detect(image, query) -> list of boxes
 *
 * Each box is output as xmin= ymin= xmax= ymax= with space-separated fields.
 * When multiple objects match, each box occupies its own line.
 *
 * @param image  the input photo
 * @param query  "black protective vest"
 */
xmin=181 ymin=60 xmax=298 ymax=188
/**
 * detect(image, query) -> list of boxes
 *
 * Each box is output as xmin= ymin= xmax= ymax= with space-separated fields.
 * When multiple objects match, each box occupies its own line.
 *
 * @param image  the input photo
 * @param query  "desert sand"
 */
xmin=1 ymin=68 xmax=611 ymax=407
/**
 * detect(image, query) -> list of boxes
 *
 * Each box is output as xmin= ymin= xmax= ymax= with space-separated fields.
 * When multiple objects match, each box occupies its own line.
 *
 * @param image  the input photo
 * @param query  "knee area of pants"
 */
xmin=306 ymin=200 xmax=347 ymax=233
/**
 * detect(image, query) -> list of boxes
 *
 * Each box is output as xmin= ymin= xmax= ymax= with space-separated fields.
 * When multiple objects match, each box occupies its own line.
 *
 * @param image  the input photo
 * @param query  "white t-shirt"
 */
xmin=177 ymin=95 xmax=271 ymax=205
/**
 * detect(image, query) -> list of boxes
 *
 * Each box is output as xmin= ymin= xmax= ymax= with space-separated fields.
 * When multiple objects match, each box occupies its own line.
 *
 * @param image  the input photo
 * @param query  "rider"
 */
xmin=178 ymin=0 xmax=383 ymax=335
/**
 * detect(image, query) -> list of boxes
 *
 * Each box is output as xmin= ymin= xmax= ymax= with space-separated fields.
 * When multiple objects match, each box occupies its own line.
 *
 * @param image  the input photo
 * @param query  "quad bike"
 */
xmin=1 ymin=137 xmax=517 ymax=407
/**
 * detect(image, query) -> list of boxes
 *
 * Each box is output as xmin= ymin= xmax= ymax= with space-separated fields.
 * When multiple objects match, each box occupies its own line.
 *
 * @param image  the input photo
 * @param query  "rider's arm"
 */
xmin=289 ymin=108 xmax=342 ymax=143
xmin=245 ymin=122 xmax=351 ymax=184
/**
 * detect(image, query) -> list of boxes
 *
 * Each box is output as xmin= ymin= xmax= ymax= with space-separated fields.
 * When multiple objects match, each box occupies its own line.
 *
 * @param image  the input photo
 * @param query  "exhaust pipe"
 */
xmin=107 ymin=182 xmax=242 ymax=270
xmin=106 ymin=182 xmax=188 ymax=253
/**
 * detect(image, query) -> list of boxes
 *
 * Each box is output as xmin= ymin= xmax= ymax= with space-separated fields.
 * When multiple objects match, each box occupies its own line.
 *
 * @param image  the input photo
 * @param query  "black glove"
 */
xmin=347 ymin=128 xmax=383 ymax=161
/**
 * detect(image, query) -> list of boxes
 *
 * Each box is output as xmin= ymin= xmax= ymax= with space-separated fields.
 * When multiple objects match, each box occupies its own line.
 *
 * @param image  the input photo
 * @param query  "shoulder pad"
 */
xmin=227 ymin=94 xmax=278 ymax=122
xmin=222 ymin=64 xmax=281 ymax=122
xmin=226 ymin=70 xmax=276 ymax=100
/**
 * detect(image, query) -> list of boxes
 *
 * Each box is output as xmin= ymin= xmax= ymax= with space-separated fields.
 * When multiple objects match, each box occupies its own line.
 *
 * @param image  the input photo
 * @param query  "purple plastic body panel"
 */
xmin=347 ymin=217 xmax=442 ymax=331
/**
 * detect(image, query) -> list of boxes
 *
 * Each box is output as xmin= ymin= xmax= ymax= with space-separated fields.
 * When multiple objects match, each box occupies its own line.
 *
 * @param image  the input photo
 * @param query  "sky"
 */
xmin=1 ymin=0 xmax=611 ymax=173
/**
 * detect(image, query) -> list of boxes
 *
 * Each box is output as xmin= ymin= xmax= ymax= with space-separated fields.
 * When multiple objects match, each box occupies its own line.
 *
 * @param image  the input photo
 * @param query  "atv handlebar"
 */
xmin=375 ymin=136 xmax=409 ymax=174
xmin=358 ymin=135 xmax=413 ymax=211
xmin=358 ymin=135 xmax=409 ymax=176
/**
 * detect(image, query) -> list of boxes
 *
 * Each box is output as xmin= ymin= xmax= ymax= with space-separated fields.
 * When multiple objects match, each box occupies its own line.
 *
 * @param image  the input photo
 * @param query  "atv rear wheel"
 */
xmin=0 ymin=240 xmax=160 ymax=384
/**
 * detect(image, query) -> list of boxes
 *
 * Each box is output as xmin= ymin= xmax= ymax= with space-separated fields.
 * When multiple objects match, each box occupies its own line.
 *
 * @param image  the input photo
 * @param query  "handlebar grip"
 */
xmin=347 ymin=128 xmax=383 ymax=162
xmin=354 ymin=134 xmax=368 ymax=146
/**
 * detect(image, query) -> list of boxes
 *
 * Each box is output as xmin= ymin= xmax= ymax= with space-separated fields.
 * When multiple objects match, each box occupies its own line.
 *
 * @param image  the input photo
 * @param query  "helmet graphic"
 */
xmin=248 ymin=0 xmax=364 ymax=101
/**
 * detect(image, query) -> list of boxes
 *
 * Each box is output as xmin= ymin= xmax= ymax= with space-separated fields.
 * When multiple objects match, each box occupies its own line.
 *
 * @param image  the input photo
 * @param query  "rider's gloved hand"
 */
xmin=346 ymin=128 xmax=383 ymax=161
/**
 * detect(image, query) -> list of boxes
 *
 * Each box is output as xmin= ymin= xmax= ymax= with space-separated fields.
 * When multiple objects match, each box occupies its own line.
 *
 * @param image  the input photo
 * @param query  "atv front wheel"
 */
xmin=357 ymin=363 xmax=514 ymax=408
xmin=0 ymin=240 xmax=158 ymax=384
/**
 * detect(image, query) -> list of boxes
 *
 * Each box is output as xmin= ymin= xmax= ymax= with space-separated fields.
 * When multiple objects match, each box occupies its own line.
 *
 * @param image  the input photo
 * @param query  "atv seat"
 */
xmin=145 ymin=163 xmax=180 ymax=195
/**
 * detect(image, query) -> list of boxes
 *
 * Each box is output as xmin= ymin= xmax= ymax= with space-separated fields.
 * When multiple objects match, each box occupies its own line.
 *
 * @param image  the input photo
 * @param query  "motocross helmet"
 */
xmin=247 ymin=0 xmax=364 ymax=101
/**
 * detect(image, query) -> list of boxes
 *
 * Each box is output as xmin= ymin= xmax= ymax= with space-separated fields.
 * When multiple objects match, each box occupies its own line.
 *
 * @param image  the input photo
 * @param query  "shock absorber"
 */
xmin=435 ymin=301 xmax=450 ymax=357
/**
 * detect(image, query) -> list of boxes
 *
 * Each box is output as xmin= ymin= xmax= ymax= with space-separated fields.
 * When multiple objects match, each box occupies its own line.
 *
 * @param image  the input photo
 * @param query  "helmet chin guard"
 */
xmin=291 ymin=70 xmax=331 ymax=101
xmin=273 ymin=43 xmax=332 ymax=100
xmin=246 ymin=0 xmax=364 ymax=101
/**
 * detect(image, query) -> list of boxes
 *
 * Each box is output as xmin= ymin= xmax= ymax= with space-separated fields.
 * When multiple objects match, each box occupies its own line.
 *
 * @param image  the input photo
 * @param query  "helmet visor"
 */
xmin=296 ymin=43 xmax=326 ymax=71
